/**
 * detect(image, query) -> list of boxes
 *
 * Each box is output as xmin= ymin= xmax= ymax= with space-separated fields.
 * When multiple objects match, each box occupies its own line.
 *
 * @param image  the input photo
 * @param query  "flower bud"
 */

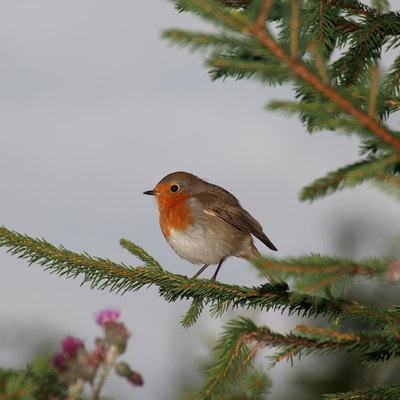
xmin=115 ymin=362 xmax=143 ymax=386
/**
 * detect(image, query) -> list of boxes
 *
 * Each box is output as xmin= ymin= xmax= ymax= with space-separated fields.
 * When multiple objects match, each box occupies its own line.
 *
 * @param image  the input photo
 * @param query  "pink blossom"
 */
xmin=62 ymin=335 xmax=84 ymax=358
xmin=96 ymin=309 xmax=120 ymax=326
xmin=52 ymin=352 xmax=68 ymax=372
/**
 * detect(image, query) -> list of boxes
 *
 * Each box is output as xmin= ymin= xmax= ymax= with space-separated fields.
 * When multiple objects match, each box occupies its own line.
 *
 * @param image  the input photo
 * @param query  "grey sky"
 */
xmin=1 ymin=1 xmax=399 ymax=399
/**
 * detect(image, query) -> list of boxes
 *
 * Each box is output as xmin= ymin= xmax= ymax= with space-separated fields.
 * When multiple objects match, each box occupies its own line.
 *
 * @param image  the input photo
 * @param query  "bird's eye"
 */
xmin=170 ymin=184 xmax=179 ymax=192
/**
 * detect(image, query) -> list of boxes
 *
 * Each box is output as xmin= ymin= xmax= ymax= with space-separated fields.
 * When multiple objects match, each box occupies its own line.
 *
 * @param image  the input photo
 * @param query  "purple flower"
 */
xmin=62 ymin=335 xmax=84 ymax=358
xmin=52 ymin=352 xmax=68 ymax=372
xmin=96 ymin=309 xmax=120 ymax=326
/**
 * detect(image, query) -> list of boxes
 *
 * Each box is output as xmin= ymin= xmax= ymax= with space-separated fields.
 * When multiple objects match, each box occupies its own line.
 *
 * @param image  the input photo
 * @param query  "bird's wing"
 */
xmin=198 ymin=192 xmax=277 ymax=251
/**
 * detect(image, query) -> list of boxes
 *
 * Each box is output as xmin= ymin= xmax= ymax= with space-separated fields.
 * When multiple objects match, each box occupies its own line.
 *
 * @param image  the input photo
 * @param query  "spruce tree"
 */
xmin=1 ymin=0 xmax=400 ymax=399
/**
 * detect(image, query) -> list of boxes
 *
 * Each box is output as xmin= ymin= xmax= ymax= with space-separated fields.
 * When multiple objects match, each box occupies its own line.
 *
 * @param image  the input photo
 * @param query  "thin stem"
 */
xmin=92 ymin=345 xmax=119 ymax=400
xmin=68 ymin=379 xmax=84 ymax=400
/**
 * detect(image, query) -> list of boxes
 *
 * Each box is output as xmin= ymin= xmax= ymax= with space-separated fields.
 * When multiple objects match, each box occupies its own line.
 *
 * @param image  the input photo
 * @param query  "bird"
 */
xmin=144 ymin=171 xmax=285 ymax=285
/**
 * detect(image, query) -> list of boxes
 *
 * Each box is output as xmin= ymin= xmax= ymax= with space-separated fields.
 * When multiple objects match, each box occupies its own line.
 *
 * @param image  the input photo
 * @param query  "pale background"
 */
xmin=0 ymin=1 xmax=399 ymax=399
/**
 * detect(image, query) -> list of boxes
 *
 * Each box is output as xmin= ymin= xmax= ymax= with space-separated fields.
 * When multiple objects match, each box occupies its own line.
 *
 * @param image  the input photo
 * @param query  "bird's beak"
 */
xmin=143 ymin=189 xmax=156 ymax=196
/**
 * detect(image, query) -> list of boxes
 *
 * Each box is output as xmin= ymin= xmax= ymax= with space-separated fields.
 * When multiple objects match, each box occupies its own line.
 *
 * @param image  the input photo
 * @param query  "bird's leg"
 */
xmin=192 ymin=264 xmax=210 ymax=279
xmin=211 ymin=258 xmax=226 ymax=281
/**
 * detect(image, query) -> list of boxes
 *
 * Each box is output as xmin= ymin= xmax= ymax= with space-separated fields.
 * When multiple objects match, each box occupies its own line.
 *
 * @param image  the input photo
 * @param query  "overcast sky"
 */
xmin=1 ymin=1 xmax=399 ymax=399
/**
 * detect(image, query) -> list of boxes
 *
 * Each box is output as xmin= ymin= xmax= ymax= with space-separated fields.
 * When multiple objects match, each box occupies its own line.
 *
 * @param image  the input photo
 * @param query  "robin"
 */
xmin=144 ymin=171 xmax=285 ymax=285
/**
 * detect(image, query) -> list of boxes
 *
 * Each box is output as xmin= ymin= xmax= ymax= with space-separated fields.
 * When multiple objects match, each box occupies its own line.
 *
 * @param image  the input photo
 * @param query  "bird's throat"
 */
xmin=157 ymin=194 xmax=194 ymax=239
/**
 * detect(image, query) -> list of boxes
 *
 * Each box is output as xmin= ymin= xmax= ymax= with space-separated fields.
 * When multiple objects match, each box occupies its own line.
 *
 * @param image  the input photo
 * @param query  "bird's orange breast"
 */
xmin=155 ymin=190 xmax=195 ymax=239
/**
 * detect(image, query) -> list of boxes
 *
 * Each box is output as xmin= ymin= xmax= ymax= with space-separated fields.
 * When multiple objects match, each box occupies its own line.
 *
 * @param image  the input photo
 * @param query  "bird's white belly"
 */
xmin=166 ymin=225 xmax=229 ymax=265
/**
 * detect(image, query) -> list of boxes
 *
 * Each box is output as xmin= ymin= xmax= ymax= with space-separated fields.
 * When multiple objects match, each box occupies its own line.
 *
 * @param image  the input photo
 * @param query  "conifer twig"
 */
xmin=1 ymin=226 xmax=400 ymax=328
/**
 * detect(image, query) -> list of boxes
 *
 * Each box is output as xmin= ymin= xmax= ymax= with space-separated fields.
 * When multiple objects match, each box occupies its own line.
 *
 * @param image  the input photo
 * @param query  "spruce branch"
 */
xmin=161 ymin=29 xmax=252 ymax=52
xmin=382 ymin=52 xmax=400 ymax=97
xmin=269 ymin=323 xmax=400 ymax=365
xmin=267 ymin=96 xmax=372 ymax=134
xmin=181 ymin=297 xmax=205 ymax=328
xmin=166 ymin=0 xmax=400 ymax=151
xmin=323 ymin=382 xmax=400 ymax=400
xmin=1 ymin=226 xmax=400 ymax=329
xmin=246 ymin=1 xmax=400 ymax=150
xmin=209 ymin=54 xmax=291 ymax=82
xmin=175 ymin=0 xmax=250 ymax=32
xmin=300 ymin=154 xmax=400 ymax=201
xmin=332 ymin=10 xmax=400 ymax=86
xmin=255 ymin=254 xmax=396 ymax=297
xmin=329 ymin=0 xmax=376 ymax=18
xmin=119 ymin=239 xmax=162 ymax=269
xmin=306 ymin=0 xmax=340 ymax=57
xmin=198 ymin=317 xmax=262 ymax=399
xmin=199 ymin=317 xmax=400 ymax=399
